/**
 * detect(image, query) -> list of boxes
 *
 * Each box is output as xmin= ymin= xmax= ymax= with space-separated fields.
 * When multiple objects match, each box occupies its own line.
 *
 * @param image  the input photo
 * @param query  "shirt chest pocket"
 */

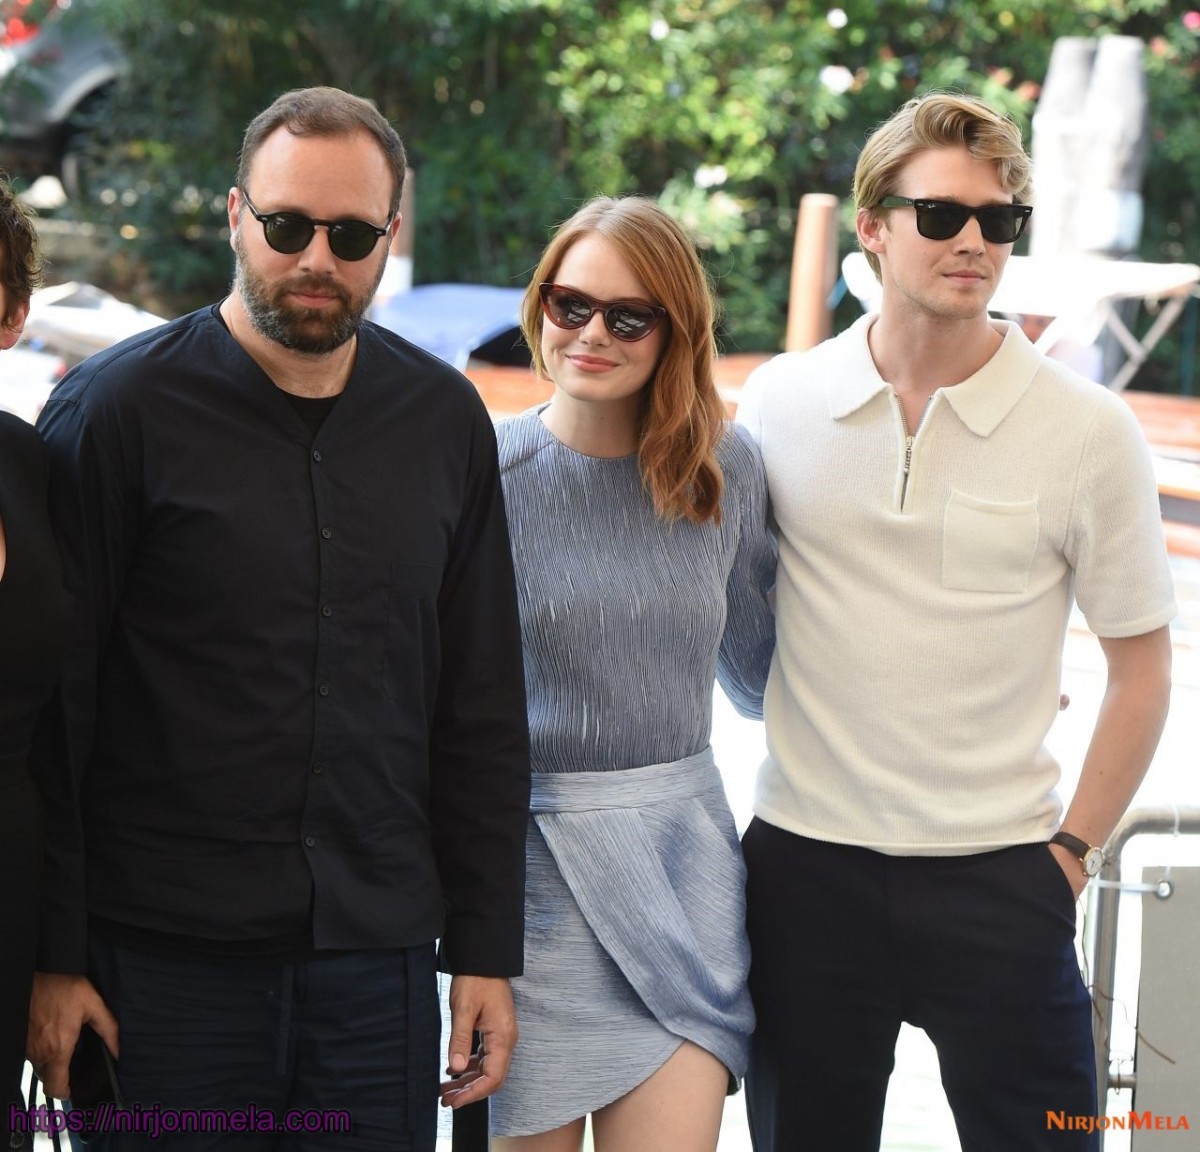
xmin=942 ymin=489 xmax=1040 ymax=593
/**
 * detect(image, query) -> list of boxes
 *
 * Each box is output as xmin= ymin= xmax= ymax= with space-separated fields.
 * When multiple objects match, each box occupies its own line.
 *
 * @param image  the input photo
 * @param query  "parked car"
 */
xmin=25 ymin=280 xmax=166 ymax=365
xmin=371 ymin=282 xmax=530 ymax=373
xmin=0 ymin=0 xmax=124 ymax=194
xmin=0 ymin=338 xmax=65 ymax=422
xmin=2 ymin=280 xmax=163 ymax=420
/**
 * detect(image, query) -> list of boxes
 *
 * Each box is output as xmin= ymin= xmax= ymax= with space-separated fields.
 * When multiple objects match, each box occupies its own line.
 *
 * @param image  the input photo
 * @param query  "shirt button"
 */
xmin=304 ymin=836 xmax=315 ymax=848
xmin=320 ymin=527 xmax=332 ymax=539
xmin=312 ymin=762 xmax=324 ymax=775
xmin=318 ymin=684 xmax=330 ymax=697
xmin=321 ymin=604 xmax=332 ymax=617
xmin=312 ymin=449 xmax=322 ymax=462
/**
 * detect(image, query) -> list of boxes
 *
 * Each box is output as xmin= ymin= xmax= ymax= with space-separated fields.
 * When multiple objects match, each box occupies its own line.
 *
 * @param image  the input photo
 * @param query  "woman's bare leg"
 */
xmin=492 ymin=1116 xmax=586 ymax=1152
xmin=591 ymin=1041 xmax=728 ymax=1152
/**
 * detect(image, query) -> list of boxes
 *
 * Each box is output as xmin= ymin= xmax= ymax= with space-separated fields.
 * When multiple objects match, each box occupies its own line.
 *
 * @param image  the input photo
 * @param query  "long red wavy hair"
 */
xmin=520 ymin=195 xmax=726 ymax=524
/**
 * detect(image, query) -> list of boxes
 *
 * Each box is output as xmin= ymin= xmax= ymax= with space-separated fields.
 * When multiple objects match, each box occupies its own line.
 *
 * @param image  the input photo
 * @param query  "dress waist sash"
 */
xmin=527 ymin=743 xmax=753 ymax=1077
xmin=529 ymin=746 xmax=720 ymax=812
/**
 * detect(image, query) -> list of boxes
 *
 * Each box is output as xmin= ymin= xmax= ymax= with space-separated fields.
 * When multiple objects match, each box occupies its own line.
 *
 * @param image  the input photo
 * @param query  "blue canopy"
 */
xmin=371 ymin=283 xmax=528 ymax=371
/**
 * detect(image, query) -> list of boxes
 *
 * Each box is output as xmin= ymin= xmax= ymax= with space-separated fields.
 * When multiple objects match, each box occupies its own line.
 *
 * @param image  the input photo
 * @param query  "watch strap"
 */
xmin=1050 ymin=830 xmax=1091 ymax=859
xmin=1050 ymin=830 xmax=1103 ymax=877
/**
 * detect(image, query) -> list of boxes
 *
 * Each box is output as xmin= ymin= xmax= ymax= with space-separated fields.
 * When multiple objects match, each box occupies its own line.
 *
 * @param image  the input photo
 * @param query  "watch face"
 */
xmin=1083 ymin=847 xmax=1104 ymax=877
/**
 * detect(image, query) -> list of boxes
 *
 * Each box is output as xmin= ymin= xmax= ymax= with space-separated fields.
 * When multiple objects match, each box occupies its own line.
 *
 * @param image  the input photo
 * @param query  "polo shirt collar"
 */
xmin=825 ymin=314 xmax=890 ymax=419
xmin=828 ymin=316 xmax=1040 ymax=438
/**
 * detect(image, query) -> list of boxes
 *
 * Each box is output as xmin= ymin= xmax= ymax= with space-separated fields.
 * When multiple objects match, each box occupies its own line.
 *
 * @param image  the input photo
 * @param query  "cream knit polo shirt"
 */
xmin=737 ymin=316 xmax=1177 ymax=854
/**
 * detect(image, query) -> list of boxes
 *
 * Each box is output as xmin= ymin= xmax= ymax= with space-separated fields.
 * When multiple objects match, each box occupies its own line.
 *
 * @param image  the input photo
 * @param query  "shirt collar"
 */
xmin=828 ymin=316 xmax=1039 ymax=437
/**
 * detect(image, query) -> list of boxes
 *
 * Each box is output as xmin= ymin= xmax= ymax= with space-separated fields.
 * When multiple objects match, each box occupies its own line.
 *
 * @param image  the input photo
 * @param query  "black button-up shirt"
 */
xmin=35 ymin=305 xmax=530 ymax=976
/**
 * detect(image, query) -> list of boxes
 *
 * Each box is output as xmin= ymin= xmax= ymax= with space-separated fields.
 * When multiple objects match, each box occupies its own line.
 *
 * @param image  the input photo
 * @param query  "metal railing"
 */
xmin=1089 ymin=804 xmax=1200 ymax=1103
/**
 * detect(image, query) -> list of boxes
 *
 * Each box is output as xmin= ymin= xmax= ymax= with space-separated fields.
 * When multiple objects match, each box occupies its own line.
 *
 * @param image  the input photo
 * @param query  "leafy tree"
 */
xmin=60 ymin=0 xmax=1200 ymax=385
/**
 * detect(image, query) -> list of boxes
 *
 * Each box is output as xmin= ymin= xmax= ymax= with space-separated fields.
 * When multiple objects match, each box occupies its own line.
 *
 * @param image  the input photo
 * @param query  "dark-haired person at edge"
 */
xmin=487 ymin=195 xmax=776 ymax=1152
xmin=737 ymin=92 xmax=1175 ymax=1151
xmin=1 ymin=173 xmax=71 ymax=1152
xmin=26 ymin=87 xmax=530 ymax=1150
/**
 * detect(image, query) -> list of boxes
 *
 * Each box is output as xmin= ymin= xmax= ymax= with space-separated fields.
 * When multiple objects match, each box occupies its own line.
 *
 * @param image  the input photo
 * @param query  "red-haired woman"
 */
xmin=486 ymin=196 xmax=775 ymax=1152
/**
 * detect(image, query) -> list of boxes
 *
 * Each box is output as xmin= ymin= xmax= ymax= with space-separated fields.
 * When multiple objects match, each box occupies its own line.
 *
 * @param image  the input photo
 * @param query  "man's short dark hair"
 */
xmin=236 ymin=87 xmax=407 ymax=218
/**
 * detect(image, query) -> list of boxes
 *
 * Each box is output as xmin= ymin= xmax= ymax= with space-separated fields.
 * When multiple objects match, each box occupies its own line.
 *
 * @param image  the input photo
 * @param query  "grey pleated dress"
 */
xmin=488 ymin=408 xmax=777 ymax=1137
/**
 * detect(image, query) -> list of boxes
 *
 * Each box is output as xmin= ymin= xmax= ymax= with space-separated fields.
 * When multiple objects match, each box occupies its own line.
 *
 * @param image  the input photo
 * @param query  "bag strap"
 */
xmin=20 ymin=1070 xmax=63 ymax=1152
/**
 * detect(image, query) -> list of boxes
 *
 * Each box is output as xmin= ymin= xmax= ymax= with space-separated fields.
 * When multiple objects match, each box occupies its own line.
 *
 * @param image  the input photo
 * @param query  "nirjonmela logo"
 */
xmin=1047 ymin=1110 xmax=1191 ymax=1134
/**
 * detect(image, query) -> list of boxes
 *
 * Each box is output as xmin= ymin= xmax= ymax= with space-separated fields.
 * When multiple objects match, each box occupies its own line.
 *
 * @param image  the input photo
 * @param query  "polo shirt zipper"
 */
xmin=896 ymin=392 xmax=935 ymax=511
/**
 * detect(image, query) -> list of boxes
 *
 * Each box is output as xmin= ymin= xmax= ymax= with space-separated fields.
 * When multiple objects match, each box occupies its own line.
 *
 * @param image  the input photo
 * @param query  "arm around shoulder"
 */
xmin=716 ymin=424 xmax=777 ymax=717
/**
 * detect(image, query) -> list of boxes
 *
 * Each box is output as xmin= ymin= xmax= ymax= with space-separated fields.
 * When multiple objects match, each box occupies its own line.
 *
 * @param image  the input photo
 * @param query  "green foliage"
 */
xmin=1141 ymin=11 xmax=1200 ymax=264
xmin=56 ymin=0 xmax=1200 ymax=383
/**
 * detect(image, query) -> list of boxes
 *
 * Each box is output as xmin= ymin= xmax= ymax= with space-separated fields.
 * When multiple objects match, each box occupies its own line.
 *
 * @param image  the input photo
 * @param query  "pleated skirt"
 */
xmin=488 ymin=748 xmax=754 ymax=1137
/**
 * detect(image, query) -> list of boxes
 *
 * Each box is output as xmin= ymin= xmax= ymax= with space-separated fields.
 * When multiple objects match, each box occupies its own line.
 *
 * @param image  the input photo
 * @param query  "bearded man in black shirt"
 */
xmin=28 ymin=86 xmax=531 ymax=1150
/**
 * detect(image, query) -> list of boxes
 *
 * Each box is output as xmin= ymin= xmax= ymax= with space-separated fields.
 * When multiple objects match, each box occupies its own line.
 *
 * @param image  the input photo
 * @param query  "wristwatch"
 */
xmin=1050 ymin=831 xmax=1104 ymax=878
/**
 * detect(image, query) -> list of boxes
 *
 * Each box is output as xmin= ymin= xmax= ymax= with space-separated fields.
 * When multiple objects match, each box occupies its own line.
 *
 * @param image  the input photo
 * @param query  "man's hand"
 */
xmin=438 ymin=975 xmax=517 ymax=1109
xmin=27 ymin=973 xmax=119 ymax=1100
xmin=1047 ymin=842 xmax=1089 ymax=900
xmin=1051 ymin=628 xmax=1173 ymax=904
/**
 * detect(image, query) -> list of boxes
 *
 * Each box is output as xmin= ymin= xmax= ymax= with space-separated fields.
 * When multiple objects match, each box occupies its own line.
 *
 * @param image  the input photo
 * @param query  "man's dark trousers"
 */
xmin=78 ymin=931 xmax=440 ymax=1150
xmin=742 ymin=819 xmax=1098 ymax=1152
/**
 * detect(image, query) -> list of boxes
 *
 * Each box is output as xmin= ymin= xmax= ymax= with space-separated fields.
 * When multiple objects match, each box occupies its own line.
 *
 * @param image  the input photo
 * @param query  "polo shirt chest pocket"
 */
xmin=942 ymin=489 xmax=1040 ymax=593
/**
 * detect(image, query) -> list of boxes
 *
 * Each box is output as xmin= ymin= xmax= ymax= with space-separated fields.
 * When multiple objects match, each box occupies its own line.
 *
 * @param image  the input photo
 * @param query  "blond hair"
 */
xmin=854 ymin=92 xmax=1033 ymax=277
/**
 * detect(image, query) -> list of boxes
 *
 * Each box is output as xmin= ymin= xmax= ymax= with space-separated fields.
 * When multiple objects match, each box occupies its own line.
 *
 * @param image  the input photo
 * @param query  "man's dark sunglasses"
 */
xmin=877 ymin=197 xmax=1033 ymax=244
xmin=538 ymin=283 xmax=667 ymax=343
xmin=239 ymin=189 xmax=390 ymax=262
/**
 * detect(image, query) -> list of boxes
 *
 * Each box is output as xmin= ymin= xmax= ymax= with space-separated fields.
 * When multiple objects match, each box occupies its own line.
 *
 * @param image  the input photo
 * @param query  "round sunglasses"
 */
xmin=239 ymin=188 xmax=391 ymax=262
xmin=538 ymin=283 xmax=667 ymax=343
xmin=877 ymin=197 xmax=1033 ymax=245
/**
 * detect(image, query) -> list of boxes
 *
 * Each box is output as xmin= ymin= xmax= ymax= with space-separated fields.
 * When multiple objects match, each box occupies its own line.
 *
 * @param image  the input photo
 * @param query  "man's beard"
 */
xmin=233 ymin=233 xmax=386 ymax=355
